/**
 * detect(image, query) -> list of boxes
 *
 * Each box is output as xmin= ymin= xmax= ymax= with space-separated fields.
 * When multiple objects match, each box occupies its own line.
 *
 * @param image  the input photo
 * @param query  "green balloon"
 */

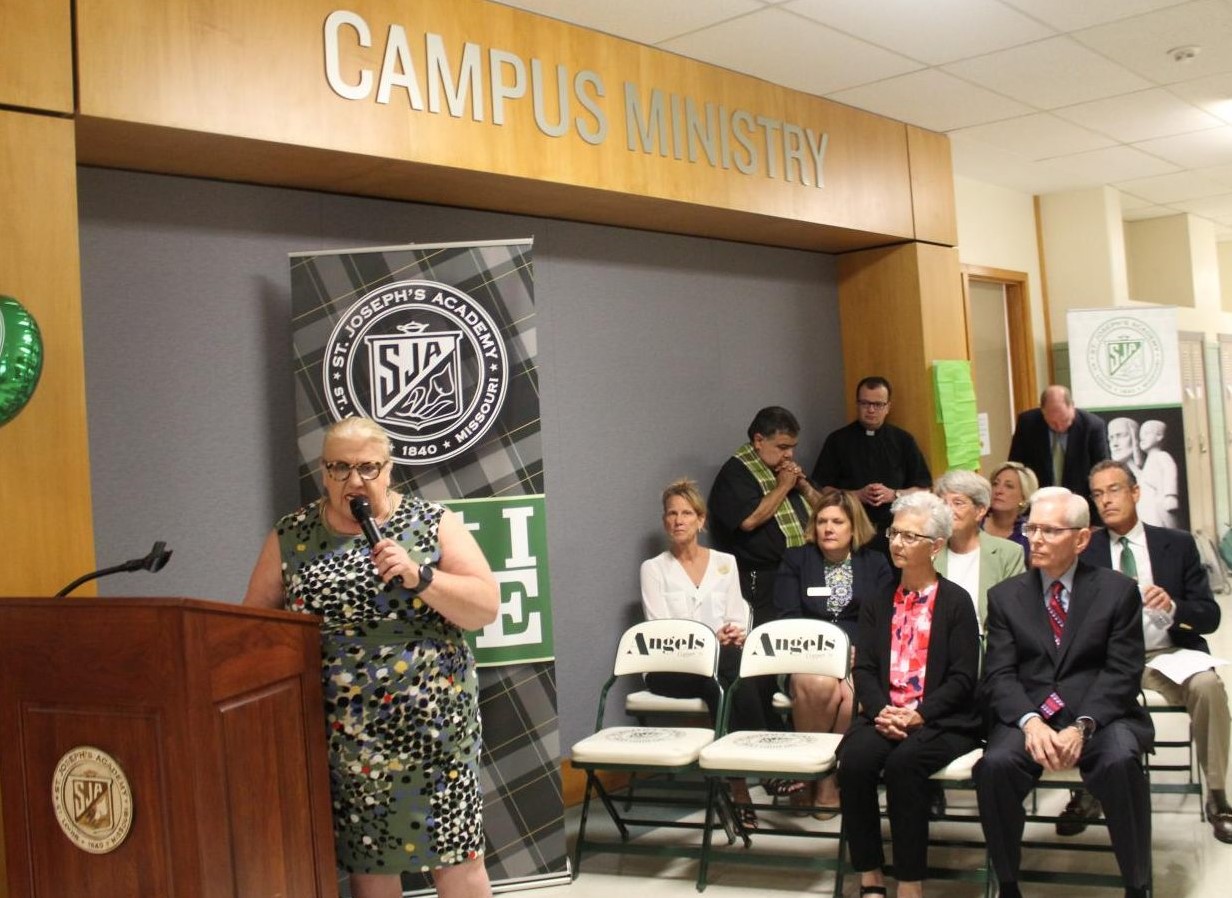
xmin=0 ymin=295 xmax=44 ymax=427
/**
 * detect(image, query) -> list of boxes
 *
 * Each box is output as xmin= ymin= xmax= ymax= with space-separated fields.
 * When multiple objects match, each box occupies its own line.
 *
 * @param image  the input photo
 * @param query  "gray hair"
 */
xmin=891 ymin=491 xmax=953 ymax=540
xmin=934 ymin=469 xmax=991 ymax=509
xmin=1030 ymin=486 xmax=1089 ymax=528
xmin=323 ymin=416 xmax=393 ymax=460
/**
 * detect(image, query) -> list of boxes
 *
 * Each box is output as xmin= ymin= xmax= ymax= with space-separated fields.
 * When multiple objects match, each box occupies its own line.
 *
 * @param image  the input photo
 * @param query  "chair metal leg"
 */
xmin=572 ymin=771 xmax=597 ymax=877
xmin=696 ymin=778 xmax=721 ymax=892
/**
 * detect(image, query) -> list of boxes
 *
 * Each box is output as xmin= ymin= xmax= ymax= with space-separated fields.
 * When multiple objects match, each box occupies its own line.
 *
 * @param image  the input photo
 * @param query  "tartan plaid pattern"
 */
xmin=289 ymin=240 xmax=542 ymax=501
xmin=290 ymin=242 xmax=566 ymax=891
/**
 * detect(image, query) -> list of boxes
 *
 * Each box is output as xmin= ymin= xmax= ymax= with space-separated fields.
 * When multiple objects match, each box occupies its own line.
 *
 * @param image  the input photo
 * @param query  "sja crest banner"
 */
xmin=289 ymin=239 xmax=567 ymax=891
xmin=1069 ymin=307 xmax=1187 ymax=530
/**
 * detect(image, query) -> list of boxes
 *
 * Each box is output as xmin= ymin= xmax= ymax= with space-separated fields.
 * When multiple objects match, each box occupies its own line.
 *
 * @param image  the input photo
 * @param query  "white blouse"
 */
xmin=639 ymin=549 xmax=751 ymax=632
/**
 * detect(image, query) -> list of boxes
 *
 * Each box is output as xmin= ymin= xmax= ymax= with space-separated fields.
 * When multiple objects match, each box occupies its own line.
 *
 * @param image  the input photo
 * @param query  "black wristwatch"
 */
xmin=414 ymin=563 xmax=435 ymax=595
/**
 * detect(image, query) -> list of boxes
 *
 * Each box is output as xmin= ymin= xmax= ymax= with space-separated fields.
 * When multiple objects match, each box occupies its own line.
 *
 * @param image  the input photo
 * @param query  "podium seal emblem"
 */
xmin=51 ymin=746 xmax=134 ymax=853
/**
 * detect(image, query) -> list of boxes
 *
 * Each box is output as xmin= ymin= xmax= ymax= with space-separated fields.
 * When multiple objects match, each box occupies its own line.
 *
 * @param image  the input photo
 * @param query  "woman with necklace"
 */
xmin=772 ymin=488 xmax=892 ymax=812
xmin=244 ymin=416 xmax=499 ymax=898
xmin=836 ymin=492 xmax=981 ymax=898
xmin=982 ymin=461 xmax=1038 ymax=563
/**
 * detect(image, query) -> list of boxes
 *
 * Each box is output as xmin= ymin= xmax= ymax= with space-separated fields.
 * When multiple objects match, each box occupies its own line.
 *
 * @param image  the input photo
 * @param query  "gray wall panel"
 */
xmin=77 ymin=166 xmax=843 ymax=750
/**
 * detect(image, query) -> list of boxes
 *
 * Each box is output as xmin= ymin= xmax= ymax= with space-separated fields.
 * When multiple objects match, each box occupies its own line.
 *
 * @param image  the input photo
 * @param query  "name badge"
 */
xmin=806 ymin=586 xmax=832 ymax=598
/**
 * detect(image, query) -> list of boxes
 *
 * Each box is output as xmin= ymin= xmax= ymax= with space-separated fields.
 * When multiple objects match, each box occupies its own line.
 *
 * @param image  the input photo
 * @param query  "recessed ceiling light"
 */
xmin=1168 ymin=45 xmax=1201 ymax=63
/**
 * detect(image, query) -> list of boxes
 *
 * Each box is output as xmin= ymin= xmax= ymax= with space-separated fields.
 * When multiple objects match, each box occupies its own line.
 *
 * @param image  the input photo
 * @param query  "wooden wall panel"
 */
xmin=838 ymin=243 xmax=966 ymax=474
xmin=0 ymin=111 xmax=95 ymax=597
xmin=0 ymin=1 xmax=73 ymax=113
xmin=907 ymin=125 xmax=959 ymax=247
xmin=74 ymin=0 xmax=932 ymax=250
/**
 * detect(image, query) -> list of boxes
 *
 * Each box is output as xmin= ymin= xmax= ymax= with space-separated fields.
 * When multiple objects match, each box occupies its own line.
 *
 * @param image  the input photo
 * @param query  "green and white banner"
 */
xmin=288 ymin=239 xmax=566 ymax=892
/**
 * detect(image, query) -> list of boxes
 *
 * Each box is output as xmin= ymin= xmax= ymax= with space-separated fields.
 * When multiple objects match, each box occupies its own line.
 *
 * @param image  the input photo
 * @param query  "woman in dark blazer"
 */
xmin=774 ymin=488 xmax=893 ymax=809
xmin=836 ymin=491 xmax=982 ymax=898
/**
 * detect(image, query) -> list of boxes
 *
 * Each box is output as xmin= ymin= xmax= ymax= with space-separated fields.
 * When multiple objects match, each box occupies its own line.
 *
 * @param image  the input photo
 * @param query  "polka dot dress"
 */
xmin=276 ymin=496 xmax=484 ymax=874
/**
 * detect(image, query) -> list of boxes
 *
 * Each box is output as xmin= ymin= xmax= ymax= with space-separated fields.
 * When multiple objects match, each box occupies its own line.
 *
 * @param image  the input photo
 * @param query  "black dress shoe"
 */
xmin=1056 ymin=788 xmax=1102 ymax=836
xmin=1206 ymin=789 xmax=1232 ymax=844
xmin=997 ymin=883 xmax=1022 ymax=898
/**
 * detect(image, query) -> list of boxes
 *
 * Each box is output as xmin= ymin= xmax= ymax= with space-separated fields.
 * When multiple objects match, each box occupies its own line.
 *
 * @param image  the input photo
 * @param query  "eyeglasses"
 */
xmin=886 ymin=527 xmax=934 ymax=546
xmin=1089 ymin=483 xmax=1129 ymax=502
xmin=323 ymin=460 xmax=387 ymax=481
xmin=857 ymin=400 xmax=888 ymax=410
xmin=1023 ymin=524 xmax=1084 ymax=540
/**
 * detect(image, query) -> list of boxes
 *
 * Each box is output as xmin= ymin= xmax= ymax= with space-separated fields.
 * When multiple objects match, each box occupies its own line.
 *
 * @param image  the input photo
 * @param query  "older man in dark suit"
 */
xmin=1008 ymin=385 xmax=1109 ymax=510
xmin=975 ymin=486 xmax=1153 ymax=898
xmin=1066 ymin=459 xmax=1230 ymax=843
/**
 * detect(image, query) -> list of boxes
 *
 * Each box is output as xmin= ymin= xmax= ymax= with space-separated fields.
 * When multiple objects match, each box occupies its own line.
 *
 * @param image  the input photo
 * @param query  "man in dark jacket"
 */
xmin=975 ymin=486 xmax=1153 ymax=898
xmin=1008 ymin=385 xmax=1108 ymax=511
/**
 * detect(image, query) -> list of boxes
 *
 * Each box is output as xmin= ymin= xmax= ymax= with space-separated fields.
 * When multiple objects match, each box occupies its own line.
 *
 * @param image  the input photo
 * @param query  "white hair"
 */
xmin=1030 ymin=486 xmax=1089 ymax=528
xmin=891 ymin=491 xmax=953 ymax=540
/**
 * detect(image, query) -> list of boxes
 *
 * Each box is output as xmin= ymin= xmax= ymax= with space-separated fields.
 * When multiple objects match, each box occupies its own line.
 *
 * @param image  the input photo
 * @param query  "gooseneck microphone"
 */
xmin=349 ymin=496 xmax=403 ymax=587
xmin=55 ymin=541 xmax=174 ymax=597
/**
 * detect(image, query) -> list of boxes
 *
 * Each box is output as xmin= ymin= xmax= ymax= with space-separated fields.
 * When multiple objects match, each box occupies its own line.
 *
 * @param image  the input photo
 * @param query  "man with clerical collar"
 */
xmin=975 ymin=486 xmax=1153 ymax=898
xmin=709 ymin=405 xmax=821 ymax=629
xmin=811 ymin=376 xmax=932 ymax=558
xmin=1061 ymin=459 xmax=1232 ymax=844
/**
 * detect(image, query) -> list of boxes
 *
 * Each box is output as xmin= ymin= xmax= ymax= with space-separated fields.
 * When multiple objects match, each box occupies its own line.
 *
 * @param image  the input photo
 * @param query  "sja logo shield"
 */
xmin=367 ymin=324 xmax=463 ymax=428
xmin=324 ymin=280 xmax=509 ymax=464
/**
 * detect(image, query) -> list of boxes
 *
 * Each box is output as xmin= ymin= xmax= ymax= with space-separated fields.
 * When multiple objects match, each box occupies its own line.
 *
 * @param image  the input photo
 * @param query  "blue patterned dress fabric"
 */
xmin=276 ymin=496 xmax=484 ymax=874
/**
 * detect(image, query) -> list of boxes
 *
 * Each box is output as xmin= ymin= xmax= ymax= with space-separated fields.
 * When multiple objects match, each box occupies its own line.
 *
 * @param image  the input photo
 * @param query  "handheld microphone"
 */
xmin=349 ymin=496 xmax=402 ymax=587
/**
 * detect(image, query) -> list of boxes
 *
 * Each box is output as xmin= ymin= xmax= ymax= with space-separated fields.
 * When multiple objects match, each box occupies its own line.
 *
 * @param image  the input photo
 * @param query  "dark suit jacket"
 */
xmin=773 ymin=545 xmax=895 ymax=644
xmin=982 ymin=562 xmax=1152 ymax=750
xmin=852 ymin=577 xmax=983 ymax=739
xmin=1007 ymin=407 xmax=1109 ymax=503
xmin=1083 ymin=524 xmax=1221 ymax=653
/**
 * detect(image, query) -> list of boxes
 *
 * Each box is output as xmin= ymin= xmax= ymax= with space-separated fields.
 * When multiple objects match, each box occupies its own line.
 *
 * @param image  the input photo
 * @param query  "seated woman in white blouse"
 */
xmin=640 ymin=478 xmax=766 ymax=826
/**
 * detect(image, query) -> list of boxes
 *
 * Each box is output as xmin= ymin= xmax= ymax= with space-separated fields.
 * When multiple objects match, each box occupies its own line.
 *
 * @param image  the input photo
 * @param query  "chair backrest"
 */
xmin=612 ymin=619 xmax=720 ymax=678
xmin=738 ymin=619 xmax=850 ymax=679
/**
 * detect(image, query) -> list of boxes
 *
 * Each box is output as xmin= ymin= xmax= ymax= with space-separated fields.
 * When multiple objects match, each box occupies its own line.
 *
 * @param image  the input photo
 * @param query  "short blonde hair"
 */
xmin=807 ymin=488 xmax=876 ymax=552
xmin=661 ymin=478 xmax=707 ymax=517
xmin=322 ymin=417 xmax=393 ymax=461
xmin=990 ymin=461 xmax=1039 ymax=512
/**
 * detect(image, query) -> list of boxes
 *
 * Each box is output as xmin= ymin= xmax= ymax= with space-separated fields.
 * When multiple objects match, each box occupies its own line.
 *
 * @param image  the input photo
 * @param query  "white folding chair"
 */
xmin=696 ymin=618 xmax=851 ymax=891
xmin=570 ymin=619 xmax=723 ymax=877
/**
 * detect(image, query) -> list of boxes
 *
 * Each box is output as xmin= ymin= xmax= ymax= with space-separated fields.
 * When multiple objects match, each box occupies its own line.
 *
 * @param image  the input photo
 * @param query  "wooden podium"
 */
xmin=0 ymin=597 xmax=339 ymax=898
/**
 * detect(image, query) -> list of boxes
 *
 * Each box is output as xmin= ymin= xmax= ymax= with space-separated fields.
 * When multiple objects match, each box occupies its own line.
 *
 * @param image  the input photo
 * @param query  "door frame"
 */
xmin=960 ymin=264 xmax=1037 ymax=418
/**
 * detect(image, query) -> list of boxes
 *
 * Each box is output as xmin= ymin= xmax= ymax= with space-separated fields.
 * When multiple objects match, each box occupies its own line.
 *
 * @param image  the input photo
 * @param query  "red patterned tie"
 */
xmin=1046 ymin=580 xmax=1067 ymax=646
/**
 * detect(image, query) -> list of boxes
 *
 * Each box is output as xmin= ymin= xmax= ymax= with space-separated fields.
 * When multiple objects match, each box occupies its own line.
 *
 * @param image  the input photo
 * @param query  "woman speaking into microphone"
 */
xmin=244 ymin=416 xmax=499 ymax=898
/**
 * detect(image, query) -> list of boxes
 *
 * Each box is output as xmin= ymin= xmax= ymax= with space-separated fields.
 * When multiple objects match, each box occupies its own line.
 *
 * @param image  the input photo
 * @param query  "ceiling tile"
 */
xmin=1118 ymin=192 xmax=1157 ymax=211
xmin=1171 ymin=192 xmax=1232 ymax=218
xmin=950 ymin=113 xmax=1116 ymax=159
xmin=1168 ymin=72 xmax=1232 ymax=123
xmin=1053 ymin=88 xmax=1222 ymax=142
xmin=1122 ymin=204 xmax=1186 ymax=220
xmin=1000 ymin=0 xmax=1197 ymax=32
xmin=826 ymin=69 xmax=1032 ymax=132
xmin=660 ymin=8 xmax=922 ymax=94
xmin=948 ymin=137 xmax=1093 ymax=195
xmin=491 ymin=0 xmax=762 ymax=45
xmin=1073 ymin=0 xmax=1232 ymax=85
xmin=1043 ymin=145 xmax=1181 ymax=182
xmin=942 ymin=36 xmax=1152 ymax=109
xmin=1134 ymin=125 xmax=1232 ymax=167
xmin=783 ymin=0 xmax=1054 ymax=65
xmin=1114 ymin=169 xmax=1232 ymax=202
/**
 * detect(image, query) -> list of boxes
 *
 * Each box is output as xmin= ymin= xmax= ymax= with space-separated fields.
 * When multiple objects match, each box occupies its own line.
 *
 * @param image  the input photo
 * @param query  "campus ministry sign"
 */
xmin=323 ymin=9 xmax=830 ymax=189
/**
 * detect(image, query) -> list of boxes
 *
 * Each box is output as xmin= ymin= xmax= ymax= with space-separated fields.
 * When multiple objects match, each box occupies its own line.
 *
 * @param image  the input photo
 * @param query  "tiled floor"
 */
xmin=534 ymin=592 xmax=1232 ymax=897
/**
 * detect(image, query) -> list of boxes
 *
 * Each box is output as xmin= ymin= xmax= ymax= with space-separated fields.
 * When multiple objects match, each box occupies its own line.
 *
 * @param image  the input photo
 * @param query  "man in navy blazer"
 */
xmin=1008 ymin=385 xmax=1108 ymax=511
xmin=975 ymin=487 xmax=1152 ymax=898
xmin=1076 ymin=459 xmax=1231 ymax=843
